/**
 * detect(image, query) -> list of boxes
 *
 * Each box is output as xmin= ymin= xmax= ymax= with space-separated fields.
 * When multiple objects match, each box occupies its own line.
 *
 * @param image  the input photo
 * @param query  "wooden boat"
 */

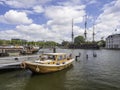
xmin=21 ymin=53 xmax=74 ymax=73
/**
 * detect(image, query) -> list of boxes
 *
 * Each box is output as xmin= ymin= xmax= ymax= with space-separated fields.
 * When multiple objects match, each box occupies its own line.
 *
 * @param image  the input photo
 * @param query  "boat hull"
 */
xmin=24 ymin=60 xmax=74 ymax=73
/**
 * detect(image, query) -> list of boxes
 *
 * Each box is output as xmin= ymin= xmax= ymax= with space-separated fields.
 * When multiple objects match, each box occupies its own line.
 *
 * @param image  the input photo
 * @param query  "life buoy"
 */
xmin=20 ymin=61 xmax=26 ymax=69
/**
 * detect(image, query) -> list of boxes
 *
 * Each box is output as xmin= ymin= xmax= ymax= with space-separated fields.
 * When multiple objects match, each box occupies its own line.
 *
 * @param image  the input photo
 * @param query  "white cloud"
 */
xmin=15 ymin=24 xmax=73 ymax=42
xmin=85 ymin=0 xmax=97 ymax=5
xmin=44 ymin=5 xmax=86 ymax=42
xmin=94 ymin=0 xmax=120 ymax=40
xmin=0 ymin=1 xmax=87 ymax=42
xmin=1 ymin=0 xmax=51 ymax=8
xmin=45 ymin=5 xmax=86 ymax=25
xmin=15 ymin=24 xmax=63 ymax=41
xmin=60 ymin=0 xmax=97 ymax=6
xmin=58 ymin=0 xmax=82 ymax=6
xmin=1 ymin=0 xmax=120 ymax=43
xmin=0 ymin=2 xmax=87 ymax=42
xmin=0 ymin=1 xmax=3 ymax=5
xmin=0 ymin=10 xmax=32 ymax=24
xmin=0 ymin=24 xmax=48 ymax=41
xmin=20 ymin=10 xmax=34 ymax=14
xmin=0 ymin=30 xmax=21 ymax=40
xmin=0 ymin=23 xmax=85 ymax=43
xmin=33 ymin=5 xmax=44 ymax=13
xmin=58 ymin=0 xmax=97 ymax=6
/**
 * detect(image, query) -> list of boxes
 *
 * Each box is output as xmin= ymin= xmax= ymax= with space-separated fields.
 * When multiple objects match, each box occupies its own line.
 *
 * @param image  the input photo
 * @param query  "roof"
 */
xmin=106 ymin=34 xmax=120 ymax=39
xmin=43 ymin=53 xmax=66 ymax=56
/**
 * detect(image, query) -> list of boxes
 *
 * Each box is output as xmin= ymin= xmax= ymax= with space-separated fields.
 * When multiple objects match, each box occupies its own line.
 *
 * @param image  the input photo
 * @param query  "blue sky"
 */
xmin=0 ymin=0 xmax=120 ymax=43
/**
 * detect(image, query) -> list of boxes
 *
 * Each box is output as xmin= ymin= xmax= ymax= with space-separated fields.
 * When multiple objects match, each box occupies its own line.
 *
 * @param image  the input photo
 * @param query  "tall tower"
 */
xmin=71 ymin=19 xmax=74 ymax=43
xmin=84 ymin=15 xmax=87 ymax=41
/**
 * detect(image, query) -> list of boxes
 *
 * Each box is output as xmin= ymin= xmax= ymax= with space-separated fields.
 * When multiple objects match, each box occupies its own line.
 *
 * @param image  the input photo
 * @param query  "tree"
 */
xmin=0 ymin=40 xmax=3 ymax=45
xmin=61 ymin=41 xmax=70 ymax=47
xmin=74 ymin=36 xmax=85 ymax=45
xmin=97 ymin=40 xmax=105 ymax=47
xmin=45 ymin=41 xmax=57 ymax=47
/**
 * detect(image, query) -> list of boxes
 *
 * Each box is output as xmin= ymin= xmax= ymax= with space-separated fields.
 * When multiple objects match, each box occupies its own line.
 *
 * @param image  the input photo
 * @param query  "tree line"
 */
xmin=0 ymin=39 xmax=58 ymax=47
xmin=0 ymin=35 xmax=105 ymax=48
xmin=61 ymin=35 xmax=105 ymax=48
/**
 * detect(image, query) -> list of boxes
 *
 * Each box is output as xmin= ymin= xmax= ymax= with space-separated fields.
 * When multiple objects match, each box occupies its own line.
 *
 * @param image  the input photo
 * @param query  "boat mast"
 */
xmin=71 ymin=18 xmax=74 ymax=44
xmin=84 ymin=15 xmax=87 ymax=41
xmin=93 ymin=23 xmax=95 ymax=43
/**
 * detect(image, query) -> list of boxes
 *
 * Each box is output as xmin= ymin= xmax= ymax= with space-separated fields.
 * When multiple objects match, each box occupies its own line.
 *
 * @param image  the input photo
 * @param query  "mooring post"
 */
xmin=75 ymin=52 xmax=81 ymax=61
xmin=86 ymin=54 xmax=88 ymax=59
xmin=93 ymin=52 xmax=97 ymax=57
xmin=53 ymin=47 xmax=56 ymax=53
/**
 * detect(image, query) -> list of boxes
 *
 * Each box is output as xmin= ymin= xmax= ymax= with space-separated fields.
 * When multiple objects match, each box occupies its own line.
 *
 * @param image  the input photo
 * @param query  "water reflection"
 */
xmin=0 ymin=70 xmax=32 ymax=90
xmin=0 ymin=49 xmax=120 ymax=90
xmin=24 ymin=65 xmax=73 ymax=90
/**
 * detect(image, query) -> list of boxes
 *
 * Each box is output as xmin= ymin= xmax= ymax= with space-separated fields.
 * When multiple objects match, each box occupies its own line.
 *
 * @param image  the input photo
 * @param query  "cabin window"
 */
xmin=48 ymin=56 xmax=53 ymax=59
xmin=40 ymin=55 xmax=47 ymax=60
xmin=52 ymin=56 xmax=56 ymax=60
xmin=58 ymin=55 xmax=63 ymax=60
xmin=46 ymin=55 xmax=55 ymax=60
xmin=63 ymin=55 xmax=67 ymax=59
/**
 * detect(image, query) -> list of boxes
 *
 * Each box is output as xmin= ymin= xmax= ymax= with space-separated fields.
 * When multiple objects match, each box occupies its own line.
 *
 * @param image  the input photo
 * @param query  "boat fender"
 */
xmin=36 ymin=66 xmax=40 ymax=72
xmin=20 ymin=61 xmax=26 ymax=69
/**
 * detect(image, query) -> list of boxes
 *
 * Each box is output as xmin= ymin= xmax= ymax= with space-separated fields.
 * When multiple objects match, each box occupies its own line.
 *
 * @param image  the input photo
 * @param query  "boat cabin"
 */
xmin=35 ymin=53 xmax=72 ymax=64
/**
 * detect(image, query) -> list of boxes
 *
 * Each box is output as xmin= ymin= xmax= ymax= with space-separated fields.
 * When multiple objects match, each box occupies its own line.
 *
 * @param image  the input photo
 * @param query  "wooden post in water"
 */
xmin=75 ymin=52 xmax=81 ymax=61
xmin=53 ymin=47 xmax=56 ymax=53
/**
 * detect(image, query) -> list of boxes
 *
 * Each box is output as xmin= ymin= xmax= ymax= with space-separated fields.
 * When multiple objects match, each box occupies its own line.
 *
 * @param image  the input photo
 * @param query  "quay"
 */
xmin=0 ymin=55 xmax=39 ymax=70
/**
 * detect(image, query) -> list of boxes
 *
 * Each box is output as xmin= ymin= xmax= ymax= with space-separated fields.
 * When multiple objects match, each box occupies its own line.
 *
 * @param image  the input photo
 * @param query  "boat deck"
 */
xmin=0 ymin=55 xmax=39 ymax=69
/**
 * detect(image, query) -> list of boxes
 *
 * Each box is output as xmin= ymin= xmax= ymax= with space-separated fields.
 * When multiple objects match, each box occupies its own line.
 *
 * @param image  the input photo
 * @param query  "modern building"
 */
xmin=106 ymin=34 xmax=120 ymax=49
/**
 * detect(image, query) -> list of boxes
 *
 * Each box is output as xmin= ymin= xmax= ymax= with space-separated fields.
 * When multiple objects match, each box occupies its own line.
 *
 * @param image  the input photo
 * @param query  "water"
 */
xmin=0 ymin=49 xmax=120 ymax=90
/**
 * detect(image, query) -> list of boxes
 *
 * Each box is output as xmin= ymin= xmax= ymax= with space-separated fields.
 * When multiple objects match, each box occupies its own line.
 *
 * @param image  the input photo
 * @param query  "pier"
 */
xmin=0 ymin=55 xmax=39 ymax=69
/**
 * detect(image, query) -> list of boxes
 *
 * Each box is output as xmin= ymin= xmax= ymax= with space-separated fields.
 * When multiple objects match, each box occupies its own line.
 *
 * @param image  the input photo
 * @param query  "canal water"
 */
xmin=0 ymin=49 xmax=120 ymax=90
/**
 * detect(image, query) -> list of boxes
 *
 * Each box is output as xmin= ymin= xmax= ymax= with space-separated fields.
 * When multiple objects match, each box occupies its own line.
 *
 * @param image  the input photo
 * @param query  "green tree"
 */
xmin=45 ymin=41 xmax=57 ymax=47
xmin=61 ymin=41 xmax=70 ymax=47
xmin=74 ymin=35 xmax=85 ymax=45
xmin=97 ymin=40 xmax=105 ymax=47
xmin=0 ymin=40 xmax=3 ymax=45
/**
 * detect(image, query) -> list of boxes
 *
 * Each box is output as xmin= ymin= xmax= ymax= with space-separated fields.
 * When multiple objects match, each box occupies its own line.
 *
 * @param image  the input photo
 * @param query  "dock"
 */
xmin=0 ymin=55 xmax=39 ymax=69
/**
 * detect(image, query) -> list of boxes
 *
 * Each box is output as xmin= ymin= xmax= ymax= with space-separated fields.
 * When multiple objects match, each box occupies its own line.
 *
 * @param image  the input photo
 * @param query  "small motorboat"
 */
xmin=21 ymin=53 xmax=74 ymax=73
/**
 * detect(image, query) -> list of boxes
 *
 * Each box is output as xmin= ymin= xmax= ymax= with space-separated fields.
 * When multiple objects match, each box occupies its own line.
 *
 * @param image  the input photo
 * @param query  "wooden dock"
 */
xmin=0 ymin=55 xmax=39 ymax=69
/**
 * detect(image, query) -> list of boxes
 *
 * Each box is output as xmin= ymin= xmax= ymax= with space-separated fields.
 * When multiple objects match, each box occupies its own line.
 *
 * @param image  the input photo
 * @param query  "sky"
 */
xmin=0 ymin=0 xmax=120 ymax=43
